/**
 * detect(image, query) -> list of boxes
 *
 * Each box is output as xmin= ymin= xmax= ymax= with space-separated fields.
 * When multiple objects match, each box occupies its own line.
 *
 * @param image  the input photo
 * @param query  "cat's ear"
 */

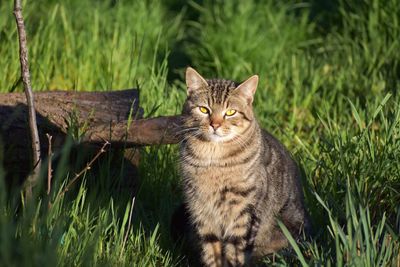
xmin=186 ymin=67 xmax=208 ymax=95
xmin=235 ymin=75 xmax=259 ymax=104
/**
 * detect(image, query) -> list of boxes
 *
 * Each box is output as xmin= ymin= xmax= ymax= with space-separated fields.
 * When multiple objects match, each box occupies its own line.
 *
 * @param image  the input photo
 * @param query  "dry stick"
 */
xmin=46 ymin=134 xmax=53 ymax=195
xmin=13 ymin=0 xmax=41 ymax=199
xmin=60 ymin=141 xmax=110 ymax=196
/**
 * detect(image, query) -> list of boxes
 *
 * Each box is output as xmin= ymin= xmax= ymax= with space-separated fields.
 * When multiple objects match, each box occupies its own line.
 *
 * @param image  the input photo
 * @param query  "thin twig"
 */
xmin=120 ymin=196 xmax=135 ymax=259
xmin=46 ymin=134 xmax=53 ymax=195
xmin=61 ymin=141 xmax=110 ymax=195
xmin=13 ymin=0 xmax=41 ymax=199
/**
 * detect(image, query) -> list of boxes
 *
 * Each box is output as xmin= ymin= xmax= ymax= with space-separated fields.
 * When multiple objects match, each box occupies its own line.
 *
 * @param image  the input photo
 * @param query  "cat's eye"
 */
xmin=225 ymin=109 xmax=236 ymax=116
xmin=199 ymin=106 xmax=209 ymax=114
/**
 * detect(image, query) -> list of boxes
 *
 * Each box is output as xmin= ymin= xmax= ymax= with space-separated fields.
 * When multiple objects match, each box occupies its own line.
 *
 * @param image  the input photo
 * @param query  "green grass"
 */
xmin=1 ymin=0 xmax=399 ymax=266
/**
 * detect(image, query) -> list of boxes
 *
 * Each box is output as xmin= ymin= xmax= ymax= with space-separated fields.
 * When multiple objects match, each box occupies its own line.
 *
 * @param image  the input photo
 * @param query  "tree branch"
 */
xmin=61 ymin=141 xmax=110 ymax=195
xmin=13 ymin=0 xmax=41 ymax=198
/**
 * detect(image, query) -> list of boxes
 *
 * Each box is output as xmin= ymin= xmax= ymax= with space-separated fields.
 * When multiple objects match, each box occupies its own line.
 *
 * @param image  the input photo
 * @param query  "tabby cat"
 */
xmin=178 ymin=67 xmax=310 ymax=267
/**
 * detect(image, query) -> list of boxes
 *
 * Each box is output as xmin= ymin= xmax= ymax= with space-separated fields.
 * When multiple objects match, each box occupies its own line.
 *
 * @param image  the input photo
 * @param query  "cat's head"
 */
xmin=182 ymin=67 xmax=258 ymax=143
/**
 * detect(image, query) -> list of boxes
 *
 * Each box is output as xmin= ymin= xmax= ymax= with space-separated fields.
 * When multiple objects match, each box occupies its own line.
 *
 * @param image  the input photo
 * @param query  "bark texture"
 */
xmin=1 ymin=89 xmax=183 ymax=185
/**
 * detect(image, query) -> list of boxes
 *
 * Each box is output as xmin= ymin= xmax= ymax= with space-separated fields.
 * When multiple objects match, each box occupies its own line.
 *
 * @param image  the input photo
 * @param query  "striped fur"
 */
xmin=179 ymin=68 xmax=310 ymax=267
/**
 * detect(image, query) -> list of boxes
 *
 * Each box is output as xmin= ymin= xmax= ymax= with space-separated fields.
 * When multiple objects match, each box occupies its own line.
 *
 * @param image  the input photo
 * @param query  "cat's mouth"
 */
xmin=207 ymin=129 xmax=234 ymax=143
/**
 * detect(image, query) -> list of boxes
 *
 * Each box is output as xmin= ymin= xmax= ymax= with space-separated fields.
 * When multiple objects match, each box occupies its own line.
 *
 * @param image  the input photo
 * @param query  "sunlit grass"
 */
xmin=0 ymin=0 xmax=183 ymax=93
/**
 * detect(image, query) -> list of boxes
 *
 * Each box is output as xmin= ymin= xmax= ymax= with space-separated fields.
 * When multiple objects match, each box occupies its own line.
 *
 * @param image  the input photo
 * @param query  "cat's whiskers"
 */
xmin=230 ymin=133 xmax=250 ymax=151
xmin=176 ymin=124 xmax=199 ymax=133
xmin=176 ymin=127 xmax=198 ymax=137
xmin=179 ymin=130 xmax=202 ymax=145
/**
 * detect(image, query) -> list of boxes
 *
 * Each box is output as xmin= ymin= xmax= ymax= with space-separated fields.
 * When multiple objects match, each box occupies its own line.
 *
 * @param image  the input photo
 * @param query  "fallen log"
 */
xmin=0 ymin=89 xmax=183 ymax=184
xmin=0 ymin=89 xmax=183 ymax=146
xmin=0 ymin=89 xmax=142 ymax=133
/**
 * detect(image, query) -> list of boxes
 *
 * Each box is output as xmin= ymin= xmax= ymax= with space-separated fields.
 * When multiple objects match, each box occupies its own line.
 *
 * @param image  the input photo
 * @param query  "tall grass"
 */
xmin=0 ymin=0 xmax=183 ymax=93
xmin=1 ymin=0 xmax=399 ymax=266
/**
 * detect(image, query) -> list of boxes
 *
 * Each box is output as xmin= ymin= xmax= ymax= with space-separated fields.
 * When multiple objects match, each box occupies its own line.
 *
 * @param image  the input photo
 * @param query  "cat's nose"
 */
xmin=210 ymin=122 xmax=221 ymax=130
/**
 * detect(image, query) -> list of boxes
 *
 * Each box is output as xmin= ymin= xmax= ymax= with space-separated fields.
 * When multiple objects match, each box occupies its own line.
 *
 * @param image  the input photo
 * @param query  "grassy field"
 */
xmin=1 ymin=0 xmax=399 ymax=266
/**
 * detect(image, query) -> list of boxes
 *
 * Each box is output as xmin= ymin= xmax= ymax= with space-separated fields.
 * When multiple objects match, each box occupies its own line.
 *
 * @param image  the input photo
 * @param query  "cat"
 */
xmin=177 ymin=67 xmax=311 ymax=267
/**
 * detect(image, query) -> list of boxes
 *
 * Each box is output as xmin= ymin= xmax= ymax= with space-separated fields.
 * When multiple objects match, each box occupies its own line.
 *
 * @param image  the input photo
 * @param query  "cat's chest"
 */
xmin=192 ymin=166 xmax=233 ymax=188
xmin=185 ymin=163 xmax=254 ymax=209
xmin=184 ymin=166 xmax=255 ymax=235
xmin=181 ymin=142 xmax=249 ymax=187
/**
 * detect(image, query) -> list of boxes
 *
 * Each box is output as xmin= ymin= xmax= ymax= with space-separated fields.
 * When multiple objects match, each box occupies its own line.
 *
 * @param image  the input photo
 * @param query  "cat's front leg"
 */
xmin=224 ymin=236 xmax=255 ymax=267
xmin=199 ymin=233 xmax=223 ymax=267
xmin=223 ymin=225 xmax=256 ymax=266
xmin=213 ymin=203 xmax=259 ymax=266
